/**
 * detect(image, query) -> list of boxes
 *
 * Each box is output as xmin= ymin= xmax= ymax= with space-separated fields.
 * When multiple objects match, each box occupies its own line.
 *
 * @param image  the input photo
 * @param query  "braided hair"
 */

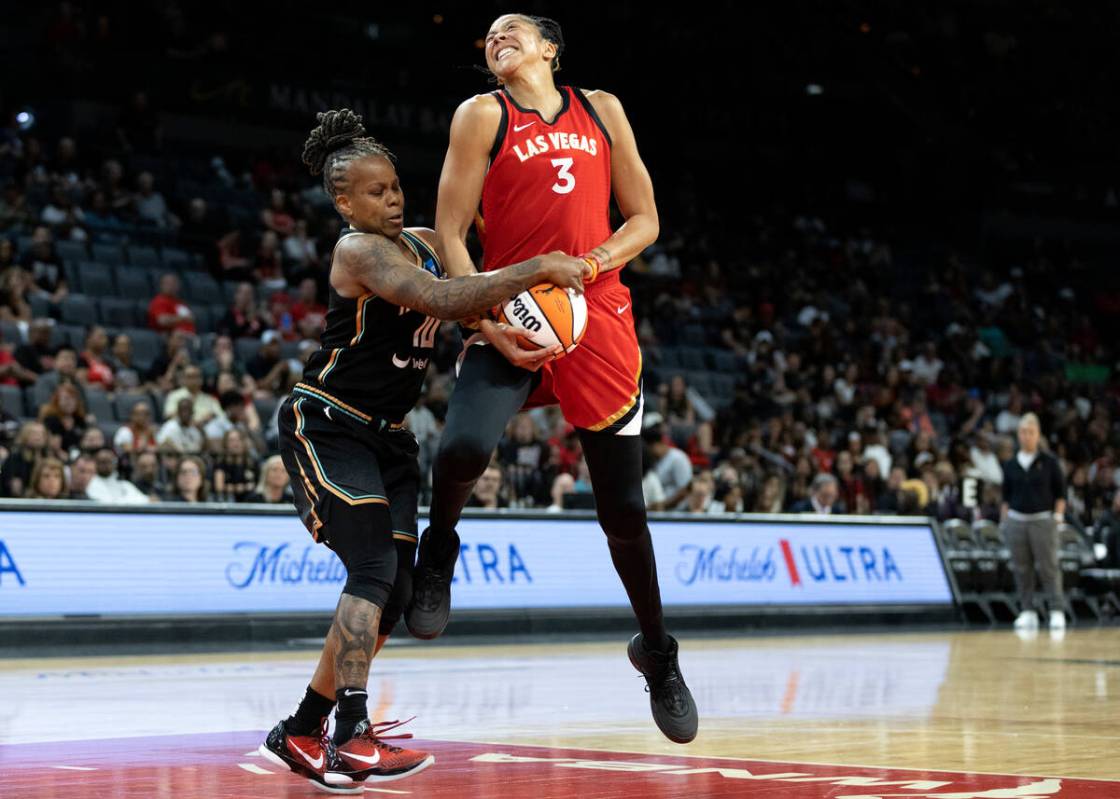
xmin=301 ymin=109 xmax=396 ymax=201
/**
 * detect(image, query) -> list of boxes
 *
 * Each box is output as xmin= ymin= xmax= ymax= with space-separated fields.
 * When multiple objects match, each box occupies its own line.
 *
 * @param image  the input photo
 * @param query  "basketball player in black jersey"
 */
xmin=258 ymin=109 xmax=587 ymax=793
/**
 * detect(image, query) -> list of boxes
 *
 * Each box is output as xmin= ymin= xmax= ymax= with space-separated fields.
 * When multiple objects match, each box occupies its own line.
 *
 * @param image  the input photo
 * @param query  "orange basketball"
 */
xmin=497 ymin=283 xmax=588 ymax=358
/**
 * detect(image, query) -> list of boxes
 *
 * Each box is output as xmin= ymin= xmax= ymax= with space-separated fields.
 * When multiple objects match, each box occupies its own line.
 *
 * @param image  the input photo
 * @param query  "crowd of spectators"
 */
xmin=1 ymin=113 xmax=1119 ymax=552
xmin=1 ymin=0 xmax=1119 ymax=558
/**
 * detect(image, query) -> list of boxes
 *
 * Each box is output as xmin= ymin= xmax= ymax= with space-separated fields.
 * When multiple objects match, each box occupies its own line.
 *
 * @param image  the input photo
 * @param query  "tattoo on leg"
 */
xmin=329 ymin=594 xmax=381 ymax=689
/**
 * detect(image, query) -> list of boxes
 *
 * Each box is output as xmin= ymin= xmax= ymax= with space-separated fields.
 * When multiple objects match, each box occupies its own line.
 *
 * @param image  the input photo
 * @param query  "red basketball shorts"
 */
xmin=524 ymin=276 xmax=644 ymax=434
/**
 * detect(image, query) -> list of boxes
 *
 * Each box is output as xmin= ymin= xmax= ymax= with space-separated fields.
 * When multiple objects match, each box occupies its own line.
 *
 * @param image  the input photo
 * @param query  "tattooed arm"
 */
xmin=333 ymin=233 xmax=588 ymax=320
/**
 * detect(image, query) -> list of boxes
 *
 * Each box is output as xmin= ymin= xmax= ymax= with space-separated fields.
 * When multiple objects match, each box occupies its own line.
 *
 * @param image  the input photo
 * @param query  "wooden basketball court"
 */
xmin=1 ymin=629 xmax=1117 ymax=797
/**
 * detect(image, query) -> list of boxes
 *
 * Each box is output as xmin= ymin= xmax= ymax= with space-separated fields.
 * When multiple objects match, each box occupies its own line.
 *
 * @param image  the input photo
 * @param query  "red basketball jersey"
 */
xmin=477 ymin=85 xmax=619 ymax=289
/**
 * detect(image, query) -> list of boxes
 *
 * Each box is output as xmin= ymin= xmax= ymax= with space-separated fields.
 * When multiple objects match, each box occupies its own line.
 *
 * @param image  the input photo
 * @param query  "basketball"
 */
xmin=497 ymin=283 xmax=588 ymax=358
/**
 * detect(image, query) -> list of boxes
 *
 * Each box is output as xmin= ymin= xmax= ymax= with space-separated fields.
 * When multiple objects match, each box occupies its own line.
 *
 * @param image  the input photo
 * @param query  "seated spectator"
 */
xmin=204 ymin=390 xmax=262 ymax=455
xmin=834 ymin=450 xmax=868 ymax=514
xmin=674 ymin=374 xmax=715 ymax=455
xmin=76 ymin=426 xmax=107 ymax=459
xmin=217 ymin=229 xmax=252 ymax=280
xmin=147 ymin=329 xmax=193 ymax=391
xmin=641 ymin=442 xmax=666 ymax=511
xmin=683 ymin=470 xmax=716 ymax=513
xmin=242 ymin=454 xmax=292 ymax=504
xmin=711 ymin=480 xmax=744 ymax=513
xmin=642 ymin=420 xmax=693 ymax=510
xmin=261 ymin=188 xmax=296 ymax=236
xmin=109 ymin=333 xmax=142 ymax=390
xmin=147 ymin=273 xmax=196 ymax=334
xmin=4 ymin=424 xmax=52 ymax=497
xmin=164 ymin=454 xmax=209 ymax=503
xmin=179 ymin=197 xmax=223 ymax=261
xmin=200 ymin=334 xmax=252 ymax=393
xmin=969 ymin=434 xmax=1003 ymax=486
xmin=39 ymin=383 xmax=88 ymax=456
xmin=247 ymin=331 xmax=290 ymax=396
xmin=84 ymin=190 xmax=127 ymax=239
xmin=498 ymin=413 xmax=551 ymax=506
xmin=129 ymin=450 xmax=164 ymax=500
xmin=19 ymin=226 xmax=67 ymax=303
xmin=40 ymin=184 xmax=85 ymax=231
xmin=544 ymin=471 xmax=572 ymax=511
xmin=789 ymin=473 xmax=846 ymax=514
xmin=875 ymin=466 xmax=908 ymax=513
xmin=290 ymin=276 xmax=327 ymax=339
xmin=78 ymin=325 xmax=115 ymax=390
xmin=0 ymin=265 xmax=32 ymax=322
xmin=68 ymin=453 xmax=97 ymax=499
xmin=267 ymin=287 xmax=299 ymax=341
xmin=212 ymin=429 xmax=258 ymax=502
xmin=156 ymin=397 xmax=204 ymax=454
xmin=0 ymin=184 xmax=32 ymax=231
xmin=284 ymin=219 xmax=320 ymax=274
xmin=466 ymin=464 xmax=508 ymax=509
xmin=24 ymin=456 xmax=68 ymax=500
xmin=163 ymin=364 xmax=224 ymax=426
xmin=255 ymin=230 xmax=286 ymax=292
xmin=0 ymin=326 xmax=35 ymax=385
xmin=134 ymin=171 xmax=178 ymax=229
xmin=113 ymin=403 xmax=157 ymax=454
xmin=220 ymin=283 xmax=269 ymax=341
xmin=753 ymin=473 xmax=786 ymax=513
xmin=86 ymin=447 xmax=148 ymax=504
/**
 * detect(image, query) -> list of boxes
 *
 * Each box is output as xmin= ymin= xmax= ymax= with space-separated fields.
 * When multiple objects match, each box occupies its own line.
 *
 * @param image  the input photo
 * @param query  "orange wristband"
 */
xmin=580 ymin=254 xmax=601 ymax=283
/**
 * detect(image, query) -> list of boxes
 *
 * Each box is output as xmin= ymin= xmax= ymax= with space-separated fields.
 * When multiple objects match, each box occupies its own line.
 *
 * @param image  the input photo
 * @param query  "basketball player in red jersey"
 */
xmin=406 ymin=13 xmax=698 ymax=743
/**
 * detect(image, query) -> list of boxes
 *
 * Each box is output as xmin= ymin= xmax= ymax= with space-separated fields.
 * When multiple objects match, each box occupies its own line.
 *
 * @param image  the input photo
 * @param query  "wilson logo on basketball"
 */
xmin=509 ymin=296 xmax=543 ymax=332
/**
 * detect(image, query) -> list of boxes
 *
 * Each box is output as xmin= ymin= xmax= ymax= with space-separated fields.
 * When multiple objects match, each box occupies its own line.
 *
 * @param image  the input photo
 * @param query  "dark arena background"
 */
xmin=1 ymin=2 xmax=1119 ymax=797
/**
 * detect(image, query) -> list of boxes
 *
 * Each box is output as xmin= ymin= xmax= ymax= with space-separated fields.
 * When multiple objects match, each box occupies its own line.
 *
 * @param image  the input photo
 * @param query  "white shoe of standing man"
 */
xmin=1049 ymin=610 xmax=1066 ymax=631
xmin=1013 ymin=610 xmax=1039 ymax=631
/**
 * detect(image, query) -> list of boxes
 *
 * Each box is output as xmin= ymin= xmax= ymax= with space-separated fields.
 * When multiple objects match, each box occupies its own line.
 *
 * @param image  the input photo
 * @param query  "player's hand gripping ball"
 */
xmin=497 ymin=283 xmax=588 ymax=358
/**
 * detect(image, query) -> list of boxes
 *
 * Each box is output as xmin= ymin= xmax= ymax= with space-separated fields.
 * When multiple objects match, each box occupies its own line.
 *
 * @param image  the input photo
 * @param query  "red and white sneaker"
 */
xmin=258 ymin=719 xmax=362 ymax=794
xmin=327 ymin=718 xmax=435 ymax=785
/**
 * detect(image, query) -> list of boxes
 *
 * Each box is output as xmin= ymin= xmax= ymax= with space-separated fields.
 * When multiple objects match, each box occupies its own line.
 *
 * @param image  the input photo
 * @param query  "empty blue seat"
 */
xmin=0 ymin=384 xmax=24 ymax=417
xmin=91 ymin=241 xmax=124 ymax=265
xmin=56 ymin=240 xmax=88 ymax=265
xmin=59 ymin=294 xmax=98 ymax=327
xmin=100 ymin=298 xmax=138 ymax=328
xmin=127 ymin=245 xmax=161 ymax=268
xmin=115 ymin=267 xmax=154 ymax=299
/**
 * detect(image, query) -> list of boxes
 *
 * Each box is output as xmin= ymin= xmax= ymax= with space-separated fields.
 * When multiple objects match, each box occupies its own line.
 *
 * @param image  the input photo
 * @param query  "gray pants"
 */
xmin=1004 ymin=517 xmax=1062 ymax=609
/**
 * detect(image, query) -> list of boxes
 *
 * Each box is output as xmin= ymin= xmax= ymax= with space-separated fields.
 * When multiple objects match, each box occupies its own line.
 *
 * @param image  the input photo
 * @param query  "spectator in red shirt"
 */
xmin=78 ymin=325 xmax=115 ymax=390
xmin=147 ymin=273 xmax=196 ymax=334
xmin=290 ymin=277 xmax=326 ymax=339
xmin=0 ymin=326 xmax=36 ymax=386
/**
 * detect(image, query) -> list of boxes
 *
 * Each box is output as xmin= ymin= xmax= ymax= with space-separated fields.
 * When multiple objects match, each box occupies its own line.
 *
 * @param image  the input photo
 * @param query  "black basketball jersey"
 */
xmin=293 ymin=228 xmax=442 ymax=425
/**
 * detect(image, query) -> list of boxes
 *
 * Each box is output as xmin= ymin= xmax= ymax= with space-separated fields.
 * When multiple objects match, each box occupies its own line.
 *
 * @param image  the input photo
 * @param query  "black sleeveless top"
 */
xmin=293 ymin=228 xmax=443 ymax=425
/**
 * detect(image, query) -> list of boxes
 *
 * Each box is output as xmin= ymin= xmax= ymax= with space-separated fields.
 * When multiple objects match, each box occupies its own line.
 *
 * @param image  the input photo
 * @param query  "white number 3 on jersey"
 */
xmin=550 ymin=157 xmax=575 ymax=194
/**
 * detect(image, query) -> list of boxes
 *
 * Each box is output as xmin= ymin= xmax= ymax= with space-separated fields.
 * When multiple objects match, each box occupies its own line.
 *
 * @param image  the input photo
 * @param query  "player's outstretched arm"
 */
xmin=334 ymin=234 xmax=585 ymax=321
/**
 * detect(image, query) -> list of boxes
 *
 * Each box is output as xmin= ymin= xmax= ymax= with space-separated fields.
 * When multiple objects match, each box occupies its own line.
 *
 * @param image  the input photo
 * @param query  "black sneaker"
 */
xmin=404 ymin=528 xmax=457 ymax=639
xmin=627 ymin=633 xmax=699 ymax=744
xmin=258 ymin=719 xmax=362 ymax=794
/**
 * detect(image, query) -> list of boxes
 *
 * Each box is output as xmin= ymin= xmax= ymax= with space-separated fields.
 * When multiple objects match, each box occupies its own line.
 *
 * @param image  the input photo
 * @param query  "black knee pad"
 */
xmin=334 ymin=505 xmax=396 ymax=610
